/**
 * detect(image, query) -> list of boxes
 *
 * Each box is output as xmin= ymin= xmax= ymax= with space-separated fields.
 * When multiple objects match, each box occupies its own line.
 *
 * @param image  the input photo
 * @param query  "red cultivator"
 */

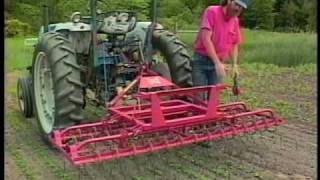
xmin=49 ymin=66 xmax=285 ymax=166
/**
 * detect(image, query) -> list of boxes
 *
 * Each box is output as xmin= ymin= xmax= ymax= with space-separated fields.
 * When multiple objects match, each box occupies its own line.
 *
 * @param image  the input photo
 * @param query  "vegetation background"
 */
xmin=4 ymin=0 xmax=317 ymax=37
xmin=4 ymin=0 xmax=317 ymax=179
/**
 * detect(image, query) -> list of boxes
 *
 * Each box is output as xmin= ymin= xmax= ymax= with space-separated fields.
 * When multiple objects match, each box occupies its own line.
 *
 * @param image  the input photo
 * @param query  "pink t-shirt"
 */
xmin=194 ymin=6 xmax=242 ymax=61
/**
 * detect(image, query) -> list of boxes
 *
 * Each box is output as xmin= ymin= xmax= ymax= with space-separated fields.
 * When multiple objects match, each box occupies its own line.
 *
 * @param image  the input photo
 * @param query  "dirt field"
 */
xmin=5 ymin=65 xmax=317 ymax=180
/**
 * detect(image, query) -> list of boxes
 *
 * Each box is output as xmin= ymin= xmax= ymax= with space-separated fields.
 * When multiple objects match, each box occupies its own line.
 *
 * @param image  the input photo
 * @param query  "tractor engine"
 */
xmin=94 ymin=38 xmax=140 ymax=102
xmin=92 ymin=11 xmax=140 ymax=103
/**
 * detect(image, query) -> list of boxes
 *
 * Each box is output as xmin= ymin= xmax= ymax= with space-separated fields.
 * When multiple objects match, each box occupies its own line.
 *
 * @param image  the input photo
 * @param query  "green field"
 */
xmin=178 ymin=29 xmax=317 ymax=67
xmin=5 ymin=30 xmax=317 ymax=179
xmin=5 ymin=29 xmax=317 ymax=71
xmin=5 ymin=38 xmax=35 ymax=72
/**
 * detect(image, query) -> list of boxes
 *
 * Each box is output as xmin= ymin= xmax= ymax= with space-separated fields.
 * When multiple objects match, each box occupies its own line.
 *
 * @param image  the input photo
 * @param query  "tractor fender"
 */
xmin=39 ymin=23 xmax=92 ymax=54
xmin=39 ymin=22 xmax=91 ymax=34
xmin=126 ymin=22 xmax=164 ymax=49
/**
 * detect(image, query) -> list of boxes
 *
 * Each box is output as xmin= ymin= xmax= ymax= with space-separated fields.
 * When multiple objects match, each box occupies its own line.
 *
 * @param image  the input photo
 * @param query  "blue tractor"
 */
xmin=17 ymin=0 xmax=193 ymax=139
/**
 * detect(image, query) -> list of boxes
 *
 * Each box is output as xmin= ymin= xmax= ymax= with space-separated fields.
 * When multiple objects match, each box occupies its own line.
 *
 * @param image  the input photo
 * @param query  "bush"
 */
xmin=5 ymin=19 xmax=31 ymax=37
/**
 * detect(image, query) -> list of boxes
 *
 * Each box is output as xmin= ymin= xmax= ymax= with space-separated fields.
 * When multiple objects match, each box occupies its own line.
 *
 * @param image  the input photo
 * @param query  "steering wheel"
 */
xmin=97 ymin=11 xmax=137 ymax=34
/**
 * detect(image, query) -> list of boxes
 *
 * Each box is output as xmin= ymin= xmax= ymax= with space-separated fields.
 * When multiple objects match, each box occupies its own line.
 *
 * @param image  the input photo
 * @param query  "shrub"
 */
xmin=5 ymin=19 xmax=31 ymax=37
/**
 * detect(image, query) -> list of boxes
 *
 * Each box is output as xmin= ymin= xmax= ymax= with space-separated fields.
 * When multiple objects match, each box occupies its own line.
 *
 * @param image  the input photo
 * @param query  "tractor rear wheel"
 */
xmin=32 ymin=32 xmax=84 ymax=135
xmin=152 ymin=30 xmax=193 ymax=87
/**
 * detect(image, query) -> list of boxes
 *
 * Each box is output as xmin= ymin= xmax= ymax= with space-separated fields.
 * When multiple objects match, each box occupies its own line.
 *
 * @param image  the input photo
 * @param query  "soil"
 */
xmin=5 ymin=70 xmax=317 ymax=180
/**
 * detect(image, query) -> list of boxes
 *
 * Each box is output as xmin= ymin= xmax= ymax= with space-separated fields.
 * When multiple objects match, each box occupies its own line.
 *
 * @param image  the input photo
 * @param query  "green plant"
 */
xmin=5 ymin=19 xmax=31 ymax=37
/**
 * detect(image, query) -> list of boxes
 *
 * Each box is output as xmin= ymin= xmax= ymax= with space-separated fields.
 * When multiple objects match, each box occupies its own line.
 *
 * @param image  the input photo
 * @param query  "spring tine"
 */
xmin=78 ymin=165 xmax=85 ymax=180
xmin=77 ymin=166 xmax=81 ymax=180
xmin=63 ymin=158 xmax=66 ymax=174
xmin=132 ymin=155 xmax=143 ymax=176
xmin=108 ymin=159 xmax=117 ymax=178
xmin=279 ymin=130 xmax=284 ymax=149
xmin=96 ymin=161 xmax=108 ymax=180
xmin=93 ymin=127 xmax=98 ymax=137
xmin=118 ymin=159 xmax=126 ymax=180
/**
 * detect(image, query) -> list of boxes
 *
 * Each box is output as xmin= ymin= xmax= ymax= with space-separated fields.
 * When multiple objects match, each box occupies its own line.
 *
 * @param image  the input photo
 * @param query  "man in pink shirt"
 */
xmin=192 ymin=0 xmax=249 ymax=98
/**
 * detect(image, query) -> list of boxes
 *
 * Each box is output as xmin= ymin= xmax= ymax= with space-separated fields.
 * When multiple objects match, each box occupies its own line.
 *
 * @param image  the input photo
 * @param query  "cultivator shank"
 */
xmin=50 ymin=71 xmax=285 ymax=165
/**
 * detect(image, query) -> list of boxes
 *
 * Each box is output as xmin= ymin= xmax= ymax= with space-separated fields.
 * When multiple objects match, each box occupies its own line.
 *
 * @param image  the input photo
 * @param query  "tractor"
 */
xmin=17 ymin=0 xmax=192 ymax=132
xmin=17 ymin=0 xmax=285 ymax=166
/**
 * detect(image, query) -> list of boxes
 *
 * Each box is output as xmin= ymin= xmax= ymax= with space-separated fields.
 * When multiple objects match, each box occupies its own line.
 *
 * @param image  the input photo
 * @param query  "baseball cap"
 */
xmin=234 ymin=0 xmax=250 ymax=9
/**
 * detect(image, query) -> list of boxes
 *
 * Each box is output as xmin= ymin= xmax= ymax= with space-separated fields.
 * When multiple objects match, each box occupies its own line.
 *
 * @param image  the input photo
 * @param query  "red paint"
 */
xmin=49 ymin=68 xmax=285 ymax=166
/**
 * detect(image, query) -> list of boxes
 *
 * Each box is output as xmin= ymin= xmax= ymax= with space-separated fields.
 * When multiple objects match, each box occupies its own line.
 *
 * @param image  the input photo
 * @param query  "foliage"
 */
xmin=5 ymin=19 xmax=32 ymax=37
xmin=9 ymin=2 xmax=41 ymax=34
xmin=5 ymin=0 xmax=318 ymax=36
xmin=54 ymin=0 xmax=89 ymax=22
xmin=274 ymin=0 xmax=317 ymax=32
xmin=244 ymin=0 xmax=276 ymax=30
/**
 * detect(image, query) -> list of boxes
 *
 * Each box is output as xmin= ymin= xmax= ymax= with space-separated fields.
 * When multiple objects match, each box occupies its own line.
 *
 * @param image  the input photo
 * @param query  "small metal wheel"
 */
xmin=17 ymin=77 xmax=33 ymax=118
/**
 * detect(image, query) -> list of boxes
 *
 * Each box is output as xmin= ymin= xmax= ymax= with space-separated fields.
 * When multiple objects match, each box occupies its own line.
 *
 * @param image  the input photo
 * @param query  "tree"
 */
xmin=276 ymin=0 xmax=311 ymax=32
xmin=305 ymin=0 xmax=317 ymax=32
xmin=244 ymin=0 xmax=276 ymax=30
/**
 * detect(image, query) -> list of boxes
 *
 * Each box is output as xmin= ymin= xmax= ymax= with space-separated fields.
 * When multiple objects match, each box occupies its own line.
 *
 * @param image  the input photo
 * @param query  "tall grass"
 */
xmin=178 ymin=29 xmax=317 ymax=67
xmin=5 ymin=29 xmax=317 ymax=72
xmin=5 ymin=38 xmax=35 ymax=72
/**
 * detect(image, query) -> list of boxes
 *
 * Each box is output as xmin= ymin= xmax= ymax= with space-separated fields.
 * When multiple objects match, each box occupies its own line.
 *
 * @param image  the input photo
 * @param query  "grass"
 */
xmin=8 ymin=148 xmax=37 ymax=180
xmin=177 ymin=29 xmax=317 ymax=67
xmin=5 ymin=29 xmax=317 ymax=72
xmin=5 ymin=30 xmax=317 ymax=179
xmin=5 ymin=38 xmax=35 ymax=72
xmin=6 ymin=109 xmax=75 ymax=180
xmin=220 ymin=62 xmax=317 ymax=126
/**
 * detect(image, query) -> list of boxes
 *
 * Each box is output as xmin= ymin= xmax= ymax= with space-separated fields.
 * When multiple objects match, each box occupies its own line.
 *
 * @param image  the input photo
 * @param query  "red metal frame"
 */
xmin=49 ymin=67 xmax=285 ymax=166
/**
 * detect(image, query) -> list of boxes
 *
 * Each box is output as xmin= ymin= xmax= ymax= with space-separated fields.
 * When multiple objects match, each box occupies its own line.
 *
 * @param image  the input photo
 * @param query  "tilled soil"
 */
xmin=5 ymin=70 xmax=317 ymax=180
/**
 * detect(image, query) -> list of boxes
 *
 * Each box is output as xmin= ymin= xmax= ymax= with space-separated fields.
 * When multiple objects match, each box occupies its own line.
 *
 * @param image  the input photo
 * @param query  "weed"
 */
xmin=132 ymin=176 xmax=146 ymax=180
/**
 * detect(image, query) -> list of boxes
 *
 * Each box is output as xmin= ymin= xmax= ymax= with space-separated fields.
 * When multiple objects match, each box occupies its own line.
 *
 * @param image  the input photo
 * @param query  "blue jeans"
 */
xmin=191 ymin=52 xmax=221 ymax=100
xmin=191 ymin=52 xmax=221 ymax=86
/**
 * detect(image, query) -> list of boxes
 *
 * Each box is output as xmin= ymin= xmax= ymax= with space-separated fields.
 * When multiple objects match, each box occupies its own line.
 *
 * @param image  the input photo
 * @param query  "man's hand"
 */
xmin=215 ymin=61 xmax=226 ymax=81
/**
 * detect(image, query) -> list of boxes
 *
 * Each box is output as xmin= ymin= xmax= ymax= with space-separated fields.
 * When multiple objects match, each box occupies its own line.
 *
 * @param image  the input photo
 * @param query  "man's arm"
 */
xmin=232 ymin=18 xmax=242 ymax=76
xmin=232 ymin=45 xmax=238 ymax=65
xmin=232 ymin=44 xmax=240 ymax=76
xmin=201 ymin=28 xmax=220 ymax=64
xmin=201 ymin=28 xmax=226 ymax=78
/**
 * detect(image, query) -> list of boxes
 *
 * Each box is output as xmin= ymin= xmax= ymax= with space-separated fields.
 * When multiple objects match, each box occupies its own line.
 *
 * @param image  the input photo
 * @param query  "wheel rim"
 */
xmin=17 ymin=80 xmax=25 ymax=113
xmin=34 ymin=52 xmax=55 ymax=133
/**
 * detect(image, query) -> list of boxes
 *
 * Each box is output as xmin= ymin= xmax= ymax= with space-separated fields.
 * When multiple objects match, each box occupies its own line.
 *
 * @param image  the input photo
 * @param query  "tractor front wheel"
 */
xmin=17 ymin=77 xmax=33 ymax=118
xmin=32 ymin=32 xmax=84 ymax=136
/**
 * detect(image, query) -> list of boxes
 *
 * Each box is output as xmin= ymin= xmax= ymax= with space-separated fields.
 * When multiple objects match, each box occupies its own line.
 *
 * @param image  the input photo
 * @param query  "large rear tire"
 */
xmin=152 ymin=30 xmax=193 ymax=87
xmin=32 ymin=32 xmax=84 ymax=135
